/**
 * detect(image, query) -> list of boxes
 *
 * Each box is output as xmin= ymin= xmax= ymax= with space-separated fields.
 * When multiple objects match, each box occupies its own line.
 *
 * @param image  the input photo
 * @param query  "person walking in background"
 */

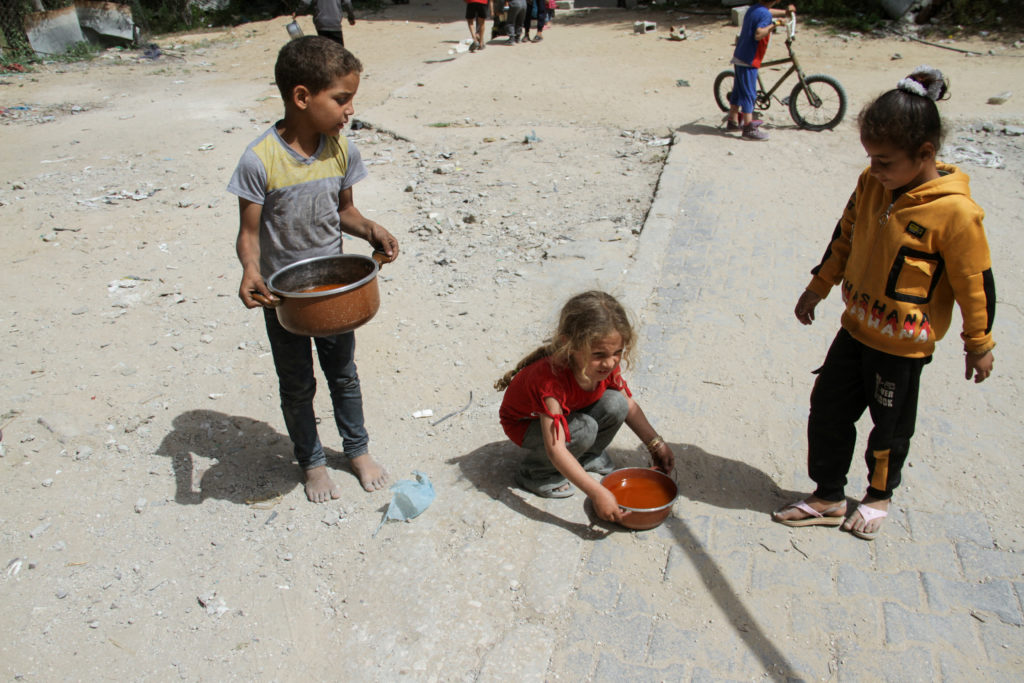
xmin=311 ymin=0 xmax=357 ymax=47
xmin=504 ymin=0 xmax=527 ymax=43
xmin=466 ymin=0 xmax=489 ymax=52
xmin=489 ymin=0 xmax=506 ymax=41
xmin=523 ymin=0 xmax=548 ymax=42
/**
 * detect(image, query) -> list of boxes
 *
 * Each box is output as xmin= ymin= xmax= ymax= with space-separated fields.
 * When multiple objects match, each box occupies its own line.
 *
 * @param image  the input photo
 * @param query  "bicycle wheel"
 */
xmin=788 ymin=74 xmax=847 ymax=131
xmin=713 ymin=70 xmax=735 ymax=113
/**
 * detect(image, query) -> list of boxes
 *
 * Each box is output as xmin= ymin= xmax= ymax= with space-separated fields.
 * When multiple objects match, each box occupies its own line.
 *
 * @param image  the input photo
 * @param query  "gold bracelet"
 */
xmin=645 ymin=435 xmax=664 ymax=453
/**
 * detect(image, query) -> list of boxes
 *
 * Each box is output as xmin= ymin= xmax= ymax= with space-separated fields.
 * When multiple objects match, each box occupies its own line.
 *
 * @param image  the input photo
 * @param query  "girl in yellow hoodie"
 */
xmin=773 ymin=66 xmax=996 ymax=540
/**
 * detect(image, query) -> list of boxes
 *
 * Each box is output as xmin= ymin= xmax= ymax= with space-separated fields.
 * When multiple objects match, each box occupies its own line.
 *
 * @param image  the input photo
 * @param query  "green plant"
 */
xmin=790 ymin=0 xmax=887 ymax=31
xmin=57 ymin=40 xmax=100 ymax=61
xmin=0 ymin=31 xmax=33 ymax=62
xmin=129 ymin=0 xmax=198 ymax=35
xmin=934 ymin=0 xmax=1005 ymax=27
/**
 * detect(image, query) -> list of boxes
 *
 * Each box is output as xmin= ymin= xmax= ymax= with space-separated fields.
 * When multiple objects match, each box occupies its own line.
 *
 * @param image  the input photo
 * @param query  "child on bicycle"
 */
xmin=773 ymin=66 xmax=996 ymax=540
xmin=496 ymin=291 xmax=675 ymax=524
xmin=726 ymin=1 xmax=796 ymax=141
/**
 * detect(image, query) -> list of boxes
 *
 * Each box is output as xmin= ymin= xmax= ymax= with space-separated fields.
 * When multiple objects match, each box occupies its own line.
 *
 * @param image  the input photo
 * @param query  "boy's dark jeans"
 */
xmin=264 ymin=308 xmax=368 ymax=470
xmin=525 ymin=0 xmax=547 ymax=33
xmin=317 ymin=29 xmax=345 ymax=47
xmin=807 ymin=329 xmax=929 ymax=502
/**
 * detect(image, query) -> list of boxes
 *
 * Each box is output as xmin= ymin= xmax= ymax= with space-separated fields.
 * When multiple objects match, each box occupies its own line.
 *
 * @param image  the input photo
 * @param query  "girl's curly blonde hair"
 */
xmin=494 ymin=291 xmax=635 ymax=391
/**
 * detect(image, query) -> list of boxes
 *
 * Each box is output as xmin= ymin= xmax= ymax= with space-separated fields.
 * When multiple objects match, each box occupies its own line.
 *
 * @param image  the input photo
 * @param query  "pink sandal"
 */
xmin=772 ymin=499 xmax=846 ymax=527
xmin=844 ymin=504 xmax=888 ymax=541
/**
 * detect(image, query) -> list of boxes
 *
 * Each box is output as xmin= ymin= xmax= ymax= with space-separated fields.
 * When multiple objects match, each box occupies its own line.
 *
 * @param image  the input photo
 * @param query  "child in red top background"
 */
xmin=496 ymin=291 xmax=674 ymax=523
xmin=466 ymin=0 xmax=489 ymax=52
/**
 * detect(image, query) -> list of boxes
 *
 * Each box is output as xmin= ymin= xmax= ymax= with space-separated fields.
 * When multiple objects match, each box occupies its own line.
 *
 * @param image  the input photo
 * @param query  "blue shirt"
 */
xmin=732 ymin=5 xmax=773 ymax=68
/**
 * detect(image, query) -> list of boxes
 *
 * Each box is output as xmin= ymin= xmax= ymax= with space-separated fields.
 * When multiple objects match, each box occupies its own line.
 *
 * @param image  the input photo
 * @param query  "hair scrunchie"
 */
xmin=897 ymin=77 xmax=927 ymax=97
xmin=897 ymin=64 xmax=945 ymax=101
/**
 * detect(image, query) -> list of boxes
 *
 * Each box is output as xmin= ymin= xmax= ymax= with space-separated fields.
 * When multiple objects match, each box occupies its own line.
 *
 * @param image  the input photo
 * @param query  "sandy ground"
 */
xmin=1 ymin=1 xmax=1023 ymax=679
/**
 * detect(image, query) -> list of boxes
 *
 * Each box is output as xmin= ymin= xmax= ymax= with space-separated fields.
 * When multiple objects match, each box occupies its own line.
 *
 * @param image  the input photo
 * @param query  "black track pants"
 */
xmin=807 ymin=329 xmax=930 ymax=502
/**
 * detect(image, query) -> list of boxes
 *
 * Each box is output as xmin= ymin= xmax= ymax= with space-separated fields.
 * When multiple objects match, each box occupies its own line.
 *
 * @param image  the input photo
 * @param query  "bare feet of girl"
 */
xmin=304 ymin=465 xmax=342 ymax=503
xmin=350 ymin=453 xmax=389 ymax=491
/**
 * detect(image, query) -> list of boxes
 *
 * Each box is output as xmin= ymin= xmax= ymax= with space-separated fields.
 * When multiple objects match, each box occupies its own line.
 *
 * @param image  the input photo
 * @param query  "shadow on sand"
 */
xmin=153 ymin=409 xmax=360 ymax=505
xmin=447 ymin=438 xmax=798 ymax=535
xmin=447 ymin=440 xmax=610 ymax=540
xmin=667 ymin=441 xmax=801 ymax=514
xmin=662 ymin=441 xmax=802 ymax=679
xmin=450 ymin=438 xmax=801 ymax=679
xmin=676 ymin=118 xmax=802 ymax=139
xmin=675 ymin=119 xmax=731 ymax=137
xmin=662 ymin=512 xmax=798 ymax=680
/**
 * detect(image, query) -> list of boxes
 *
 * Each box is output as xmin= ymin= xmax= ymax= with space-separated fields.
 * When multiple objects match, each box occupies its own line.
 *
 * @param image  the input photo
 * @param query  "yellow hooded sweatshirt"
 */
xmin=807 ymin=163 xmax=995 ymax=359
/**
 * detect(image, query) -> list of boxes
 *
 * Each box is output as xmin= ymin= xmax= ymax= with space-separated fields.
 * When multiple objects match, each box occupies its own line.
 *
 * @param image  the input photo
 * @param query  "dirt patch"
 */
xmin=1 ymin=3 xmax=1022 ymax=678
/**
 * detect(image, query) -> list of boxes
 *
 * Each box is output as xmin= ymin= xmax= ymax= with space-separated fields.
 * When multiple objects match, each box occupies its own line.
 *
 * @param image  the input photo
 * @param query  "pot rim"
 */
xmin=267 ymin=253 xmax=378 ymax=299
xmin=600 ymin=467 xmax=678 ymax=513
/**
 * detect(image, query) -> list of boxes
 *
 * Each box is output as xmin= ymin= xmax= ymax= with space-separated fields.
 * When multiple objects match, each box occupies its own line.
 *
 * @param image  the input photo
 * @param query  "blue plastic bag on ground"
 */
xmin=373 ymin=471 xmax=435 ymax=536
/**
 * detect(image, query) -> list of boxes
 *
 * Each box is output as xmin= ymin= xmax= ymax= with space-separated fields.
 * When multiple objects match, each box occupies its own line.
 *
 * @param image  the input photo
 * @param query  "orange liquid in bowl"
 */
xmin=299 ymin=283 xmax=349 ymax=293
xmin=611 ymin=477 xmax=673 ymax=509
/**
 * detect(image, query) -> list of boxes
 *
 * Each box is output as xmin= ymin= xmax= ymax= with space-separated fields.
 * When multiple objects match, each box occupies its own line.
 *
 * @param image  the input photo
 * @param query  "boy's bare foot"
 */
xmin=841 ymin=496 xmax=889 ymax=538
xmin=350 ymin=453 xmax=389 ymax=492
xmin=304 ymin=465 xmax=342 ymax=503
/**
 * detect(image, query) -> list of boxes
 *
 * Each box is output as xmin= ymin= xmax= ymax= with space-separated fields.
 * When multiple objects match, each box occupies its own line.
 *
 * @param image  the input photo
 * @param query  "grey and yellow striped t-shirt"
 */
xmin=227 ymin=123 xmax=368 ymax=277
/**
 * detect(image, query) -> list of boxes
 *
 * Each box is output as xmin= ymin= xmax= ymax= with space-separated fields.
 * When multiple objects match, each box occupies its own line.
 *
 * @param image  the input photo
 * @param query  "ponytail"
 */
xmin=493 ymin=345 xmax=551 ymax=392
xmin=896 ymin=65 xmax=948 ymax=102
xmin=859 ymin=65 xmax=949 ymax=157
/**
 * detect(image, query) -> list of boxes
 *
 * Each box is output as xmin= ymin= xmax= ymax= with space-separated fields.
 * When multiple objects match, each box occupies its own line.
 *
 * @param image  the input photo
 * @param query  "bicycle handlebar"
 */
xmin=775 ymin=15 xmax=797 ymax=40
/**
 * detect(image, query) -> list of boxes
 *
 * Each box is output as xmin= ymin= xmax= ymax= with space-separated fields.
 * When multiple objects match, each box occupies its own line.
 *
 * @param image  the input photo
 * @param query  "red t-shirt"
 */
xmin=499 ymin=357 xmax=632 ymax=446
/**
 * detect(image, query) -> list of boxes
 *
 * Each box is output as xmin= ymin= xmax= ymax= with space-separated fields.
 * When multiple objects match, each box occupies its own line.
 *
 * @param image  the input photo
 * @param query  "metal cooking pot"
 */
xmin=600 ymin=467 xmax=678 ymax=530
xmin=252 ymin=252 xmax=387 ymax=337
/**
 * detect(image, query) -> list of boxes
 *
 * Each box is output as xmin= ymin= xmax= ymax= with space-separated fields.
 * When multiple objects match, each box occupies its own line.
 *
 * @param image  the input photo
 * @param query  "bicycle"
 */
xmin=713 ymin=16 xmax=847 ymax=131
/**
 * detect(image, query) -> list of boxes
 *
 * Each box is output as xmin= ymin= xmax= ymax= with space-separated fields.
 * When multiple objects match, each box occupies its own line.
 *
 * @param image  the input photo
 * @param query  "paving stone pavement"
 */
xmin=543 ymin=129 xmax=1023 ymax=681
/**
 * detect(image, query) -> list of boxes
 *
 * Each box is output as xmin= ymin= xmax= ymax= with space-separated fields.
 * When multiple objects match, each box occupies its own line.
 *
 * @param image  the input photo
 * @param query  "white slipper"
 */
xmin=845 ymin=503 xmax=888 ymax=541
xmin=772 ymin=499 xmax=846 ymax=527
